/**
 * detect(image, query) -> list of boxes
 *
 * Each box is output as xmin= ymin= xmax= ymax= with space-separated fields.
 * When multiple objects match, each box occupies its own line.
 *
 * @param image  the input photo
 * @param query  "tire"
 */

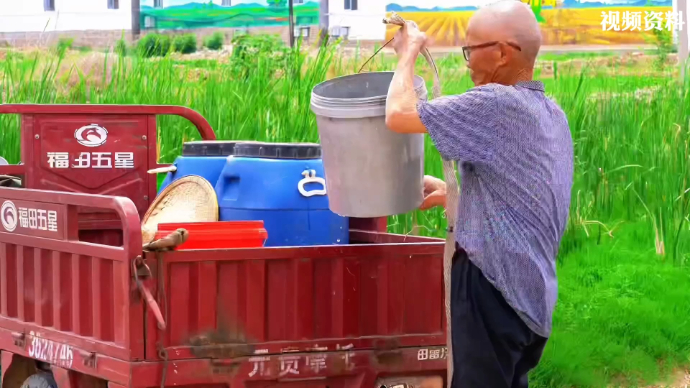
xmin=20 ymin=373 xmax=57 ymax=388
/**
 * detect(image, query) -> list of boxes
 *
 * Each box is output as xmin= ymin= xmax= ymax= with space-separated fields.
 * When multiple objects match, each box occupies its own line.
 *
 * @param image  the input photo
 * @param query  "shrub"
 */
xmin=651 ymin=27 xmax=673 ymax=71
xmin=230 ymin=33 xmax=290 ymax=78
xmin=115 ymin=38 xmax=128 ymax=56
xmin=204 ymin=32 xmax=225 ymax=51
xmin=137 ymin=33 xmax=171 ymax=58
xmin=55 ymin=37 xmax=74 ymax=56
xmin=173 ymin=33 xmax=197 ymax=54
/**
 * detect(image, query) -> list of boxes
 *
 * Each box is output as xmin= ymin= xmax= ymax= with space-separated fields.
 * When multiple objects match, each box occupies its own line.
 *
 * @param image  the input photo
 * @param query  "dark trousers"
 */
xmin=450 ymin=244 xmax=548 ymax=388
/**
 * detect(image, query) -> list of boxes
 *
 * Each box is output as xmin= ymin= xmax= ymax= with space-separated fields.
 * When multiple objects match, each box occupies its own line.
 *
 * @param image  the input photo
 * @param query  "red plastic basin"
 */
xmin=155 ymin=221 xmax=267 ymax=250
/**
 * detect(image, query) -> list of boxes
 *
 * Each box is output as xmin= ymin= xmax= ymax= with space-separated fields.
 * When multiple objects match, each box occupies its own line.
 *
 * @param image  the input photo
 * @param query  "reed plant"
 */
xmin=0 ymin=40 xmax=687 ymax=266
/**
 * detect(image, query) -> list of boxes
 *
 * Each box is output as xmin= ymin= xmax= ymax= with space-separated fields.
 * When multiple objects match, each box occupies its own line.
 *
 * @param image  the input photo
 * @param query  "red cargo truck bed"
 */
xmin=0 ymin=187 xmax=448 ymax=388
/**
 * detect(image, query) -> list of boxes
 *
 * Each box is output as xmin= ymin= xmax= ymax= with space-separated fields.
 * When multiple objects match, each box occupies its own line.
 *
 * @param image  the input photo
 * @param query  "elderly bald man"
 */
xmin=385 ymin=1 xmax=574 ymax=387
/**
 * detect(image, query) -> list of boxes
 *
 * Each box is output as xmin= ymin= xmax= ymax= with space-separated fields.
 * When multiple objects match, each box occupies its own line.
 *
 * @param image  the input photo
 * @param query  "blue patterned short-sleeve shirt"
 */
xmin=417 ymin=81 xmax=574 ymax=337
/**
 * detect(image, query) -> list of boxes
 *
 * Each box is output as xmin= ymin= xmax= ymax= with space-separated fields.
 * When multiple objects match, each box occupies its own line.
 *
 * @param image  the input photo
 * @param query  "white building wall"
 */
xmin=0 ymin=0 xmax=132 ymax=32
xmin=327 ymin=0 xmax=387 ymax=41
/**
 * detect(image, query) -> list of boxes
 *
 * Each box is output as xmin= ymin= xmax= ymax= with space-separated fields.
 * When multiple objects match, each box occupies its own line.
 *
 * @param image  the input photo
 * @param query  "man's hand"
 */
xmin=420 ymin=175 xmax=447 ymax=210
xmin=392 ymin=21 xmax=427 ymax=62
xmin=385 ymin=20 xmax=429 ymax=134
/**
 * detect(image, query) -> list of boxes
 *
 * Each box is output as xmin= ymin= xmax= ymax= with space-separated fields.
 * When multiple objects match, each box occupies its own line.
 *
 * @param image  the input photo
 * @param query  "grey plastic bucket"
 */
xmin=310 ymin=71 xmax=427 ymax=218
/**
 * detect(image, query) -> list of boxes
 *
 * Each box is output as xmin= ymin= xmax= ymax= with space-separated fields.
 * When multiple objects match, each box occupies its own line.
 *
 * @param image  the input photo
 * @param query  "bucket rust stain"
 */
xmin=191 ymin=342 xmax=256 ymax=359
xmin=330 ymin=352 xmax=349 ymax=375
xmin=372 ymin=350 xmax=405 ymax=369
xmin=188 ymin=327 xmax=255 ymax=359
xmin=371 ymin=338 xmax=405 ymax=370
xmin=209 ymin=360 xmax=243 ymax=377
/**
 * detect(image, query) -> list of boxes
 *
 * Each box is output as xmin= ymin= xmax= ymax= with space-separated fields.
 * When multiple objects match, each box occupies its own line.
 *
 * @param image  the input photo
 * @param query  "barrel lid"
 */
xmin=233 ymin=142 xmax=322 ymax=160
xmin=182 ymin=141 xmax=270 ymax=156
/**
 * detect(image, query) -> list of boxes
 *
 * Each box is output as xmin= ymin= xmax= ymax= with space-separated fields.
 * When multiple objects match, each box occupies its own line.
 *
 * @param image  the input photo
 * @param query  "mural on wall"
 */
xmin=141 ymin=0 xmax=675 ymax=46
xmin=140 ymin=0 xmax=319 ymax=30
xmin=384 ymin=0 xmax=674 ymax=46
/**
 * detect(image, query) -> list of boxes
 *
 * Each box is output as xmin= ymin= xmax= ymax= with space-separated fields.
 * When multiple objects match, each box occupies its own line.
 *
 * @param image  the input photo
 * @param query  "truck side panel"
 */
xmin=144 ymin=232 xmax=446 ymax=361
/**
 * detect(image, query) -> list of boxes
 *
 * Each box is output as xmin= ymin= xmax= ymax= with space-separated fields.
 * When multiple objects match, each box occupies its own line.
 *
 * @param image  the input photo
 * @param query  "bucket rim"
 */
xmin=311 ymin=71 xmax=427 ymax=102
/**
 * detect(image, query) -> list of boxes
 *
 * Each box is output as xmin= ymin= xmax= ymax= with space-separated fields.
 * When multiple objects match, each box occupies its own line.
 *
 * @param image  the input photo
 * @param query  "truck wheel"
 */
xmin=20 ymin=373 xmax=57 ymax=388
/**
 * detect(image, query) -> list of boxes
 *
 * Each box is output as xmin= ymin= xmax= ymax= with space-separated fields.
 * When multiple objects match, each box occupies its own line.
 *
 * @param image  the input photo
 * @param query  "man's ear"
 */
xmin=498 ymin=43 xmax=512 ymax=66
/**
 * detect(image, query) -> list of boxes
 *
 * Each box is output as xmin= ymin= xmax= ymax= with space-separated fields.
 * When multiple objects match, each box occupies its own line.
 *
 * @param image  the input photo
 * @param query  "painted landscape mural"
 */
xmin=141 ymin=0 xmax=674 ymax=46
xmin=384 ymin=0 xmax=674 ymax=46
xmin=139 ymin=0 xmax=319 ymax=30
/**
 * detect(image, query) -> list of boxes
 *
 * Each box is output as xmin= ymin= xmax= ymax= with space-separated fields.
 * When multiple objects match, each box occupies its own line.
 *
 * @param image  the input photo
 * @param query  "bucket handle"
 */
xmin=298 ymin=170 xmax=327 ymax=197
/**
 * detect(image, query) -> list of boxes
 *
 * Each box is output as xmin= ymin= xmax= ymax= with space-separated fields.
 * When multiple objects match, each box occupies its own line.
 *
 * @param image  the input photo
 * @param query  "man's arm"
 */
xmin=384 ymin=22 xmax=503 ymax=164
xmin=385 ymin=54 xmax=428 ymax=134
xmin=417 ymin=87 xmax=501 ymax=165
xmin=387 ymin=70 xmax=501 ymax=165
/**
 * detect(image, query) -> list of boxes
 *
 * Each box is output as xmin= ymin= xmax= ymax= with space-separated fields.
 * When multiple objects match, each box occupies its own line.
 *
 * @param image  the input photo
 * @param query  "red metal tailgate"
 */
xmin=0 ymin=187 xmax=143 ymax=383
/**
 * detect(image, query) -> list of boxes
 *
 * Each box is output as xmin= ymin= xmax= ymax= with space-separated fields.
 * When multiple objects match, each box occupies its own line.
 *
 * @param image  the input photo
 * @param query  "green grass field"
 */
xmin=0 ymin=40 xmax=689 ymax=387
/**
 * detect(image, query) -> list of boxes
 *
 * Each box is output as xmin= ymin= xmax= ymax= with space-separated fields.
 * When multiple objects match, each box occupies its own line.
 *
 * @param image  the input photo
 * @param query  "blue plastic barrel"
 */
xmin=215 ymin=142 xmax=349 ymax=247
xmin=159 ymin=141 xmax=239 ymax=193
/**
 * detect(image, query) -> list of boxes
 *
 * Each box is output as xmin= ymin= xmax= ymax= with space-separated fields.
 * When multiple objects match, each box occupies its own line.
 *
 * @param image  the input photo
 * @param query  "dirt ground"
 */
xmin=643 ymin=369 xmax=690 ymax=388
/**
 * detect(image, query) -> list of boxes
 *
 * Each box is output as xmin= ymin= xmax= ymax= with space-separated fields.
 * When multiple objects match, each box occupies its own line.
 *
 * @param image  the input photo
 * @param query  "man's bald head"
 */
xmin=462 ymin=0 xmax=542 ymax=86
xmin=468 ymin=1 xmax=542 ymax=66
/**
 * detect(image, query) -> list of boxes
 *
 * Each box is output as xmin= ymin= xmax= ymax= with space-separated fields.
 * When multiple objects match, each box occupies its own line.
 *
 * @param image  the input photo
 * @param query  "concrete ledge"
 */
xmin=0 ymin=26 xmax=322 ymax=49
xmin=0 ymin=30 xmax=134 ymax=48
